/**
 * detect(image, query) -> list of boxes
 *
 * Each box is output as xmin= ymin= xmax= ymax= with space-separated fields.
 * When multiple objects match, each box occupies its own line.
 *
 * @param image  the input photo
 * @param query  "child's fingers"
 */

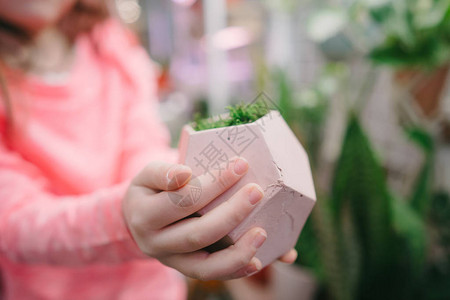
xmin=132 ymin=161 xmax=192 ymax=191
xmin=162 ymin=227 xmax=266 ymax=281
xmin=278 ymin=249 xmax=298 ymax=264
xmin=135 ymin=157 xmax=249 ymax=230
xmin=228 ymin=257 xmax=263 ymax=279
xmin=150 ymin=183 xmax=264 ymax=254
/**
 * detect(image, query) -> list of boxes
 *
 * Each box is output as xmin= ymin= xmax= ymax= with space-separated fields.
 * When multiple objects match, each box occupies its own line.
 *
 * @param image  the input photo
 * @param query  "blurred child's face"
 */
xmin=0 ymin=0 xmax=77 ymax=33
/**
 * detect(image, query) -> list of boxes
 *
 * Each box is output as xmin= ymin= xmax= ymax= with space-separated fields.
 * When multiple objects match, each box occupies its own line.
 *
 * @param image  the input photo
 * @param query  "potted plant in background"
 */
xmin=279 ymin=1 xmax=450 ymax=299
xmin=366 ymin=0 xmax=450 ymax=118
xmin=308 ymin=0 xmax=450 ymax=119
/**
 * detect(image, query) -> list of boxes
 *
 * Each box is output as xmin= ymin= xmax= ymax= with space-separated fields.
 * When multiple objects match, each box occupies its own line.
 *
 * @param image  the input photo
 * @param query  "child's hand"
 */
xmin=123 ymin=157 xmax=270 ymax=280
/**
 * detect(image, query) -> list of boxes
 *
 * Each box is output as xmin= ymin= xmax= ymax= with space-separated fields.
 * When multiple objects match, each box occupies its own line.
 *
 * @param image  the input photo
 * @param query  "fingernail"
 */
xmin=245 ymin=258 xmax=262 ymax=276
xmin=252 ymin=231 xmax=267 ymax=249
xmin=249 ymin=185 xmax=264 ymax=205
xmin=167 ymin=165 xmax=191 ymax=189
xmin=233 ymin=158 xmax=249 ymax=176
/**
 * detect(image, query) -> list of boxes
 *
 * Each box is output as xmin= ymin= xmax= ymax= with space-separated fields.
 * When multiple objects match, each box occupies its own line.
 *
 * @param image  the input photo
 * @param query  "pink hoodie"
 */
xmin=0 ymin=20 xmax=186 ymax=299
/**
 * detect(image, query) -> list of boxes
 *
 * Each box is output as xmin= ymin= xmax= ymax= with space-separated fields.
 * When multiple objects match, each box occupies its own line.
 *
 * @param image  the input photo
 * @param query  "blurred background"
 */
xmin=117 ymin=0 xmax=450 ymax=299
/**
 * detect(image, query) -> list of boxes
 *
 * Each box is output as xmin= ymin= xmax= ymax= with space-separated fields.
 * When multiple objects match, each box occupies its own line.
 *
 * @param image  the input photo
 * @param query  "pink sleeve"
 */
xmin=0 ymin=141 xmax=146 ymax=265
xmin=0 ymin=20 xmax=179 ymax=266
xmin=93 ymin=19 xmax=179 ymax=180
xmin=118 ymin=75 xmax=179 ymax=180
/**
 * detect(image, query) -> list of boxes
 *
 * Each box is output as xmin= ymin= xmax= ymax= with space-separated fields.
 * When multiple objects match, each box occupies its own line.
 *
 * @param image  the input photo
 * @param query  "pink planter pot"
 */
xmin=177 ymin=111 xmax=316 ymax=267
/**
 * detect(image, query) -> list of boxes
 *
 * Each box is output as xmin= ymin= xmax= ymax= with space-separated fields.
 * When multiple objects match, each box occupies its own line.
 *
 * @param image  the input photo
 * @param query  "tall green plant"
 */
xmin=267 ymin=63 xmax=438 ymax=300
xmin=312 ymin=114 xmax=429 ymax=300
xmin=406 ymin=127 xmax=435 ymax=215
xmin=332 ymin=115 xmax=393 ymax=293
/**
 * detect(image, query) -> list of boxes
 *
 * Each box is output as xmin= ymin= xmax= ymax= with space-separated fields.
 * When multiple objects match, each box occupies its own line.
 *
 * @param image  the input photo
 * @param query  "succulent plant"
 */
xmin=192 ymin=100 xmax=272 ymax=131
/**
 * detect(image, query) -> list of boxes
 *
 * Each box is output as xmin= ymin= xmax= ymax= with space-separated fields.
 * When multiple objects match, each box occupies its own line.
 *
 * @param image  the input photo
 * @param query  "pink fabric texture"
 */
xmin=0 ymin=20 xmax=186 ymax=300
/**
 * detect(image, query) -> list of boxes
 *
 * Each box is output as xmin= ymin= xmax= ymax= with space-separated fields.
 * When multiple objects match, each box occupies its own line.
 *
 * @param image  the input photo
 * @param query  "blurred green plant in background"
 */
xmin=270 ymin=5 xmax=449 ymax=297
xmin=278 ymin=1 xmax=450 ymax=298
xmin=308 ymin=0 xmax=450 ymax=68
xmin=279 ymin=70 xmax=450 ymax=299
xmin=366 ymin=0 xmax=450 ymax=68
xmin=276 ymin=63 xmax=346 ymax=167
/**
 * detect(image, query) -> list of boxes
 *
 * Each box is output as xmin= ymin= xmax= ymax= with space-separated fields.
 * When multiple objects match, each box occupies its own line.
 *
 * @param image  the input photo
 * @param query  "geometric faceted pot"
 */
xmin=177 ymin=111 xmax=316 ymax=268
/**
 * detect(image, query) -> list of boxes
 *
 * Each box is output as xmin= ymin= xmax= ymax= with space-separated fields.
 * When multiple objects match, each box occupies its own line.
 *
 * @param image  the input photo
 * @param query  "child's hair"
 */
xmin=0 ymin=1 xmax=111 ymax=137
